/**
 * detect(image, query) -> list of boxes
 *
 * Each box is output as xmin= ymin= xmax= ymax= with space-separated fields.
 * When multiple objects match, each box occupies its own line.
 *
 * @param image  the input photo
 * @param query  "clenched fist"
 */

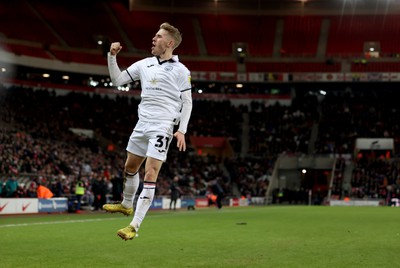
xmin=110 ymin=42 xmax=122 ymax=56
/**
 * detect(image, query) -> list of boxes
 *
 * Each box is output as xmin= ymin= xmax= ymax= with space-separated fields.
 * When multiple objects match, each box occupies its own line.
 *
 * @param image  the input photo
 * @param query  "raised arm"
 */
xmin=107 ymin=42 xmax=131 ymax=86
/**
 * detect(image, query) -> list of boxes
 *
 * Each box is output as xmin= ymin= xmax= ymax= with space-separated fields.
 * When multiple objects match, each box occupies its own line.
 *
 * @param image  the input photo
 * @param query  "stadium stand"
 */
xmin=326 ymin=14 xmax=400 ymax=58
xmin=30 ymin=0 xmax=123 ymax=49
xmin=281 ymin=16 xmax=323 ymax=57
xmin=245 ymin=62 xmax=341 ymax=73
xmin=351 ymin=61 xmax=400 ymax=73
xmin=0 ymin=42 xmax=53 ymax=59
xmin=184 ymin=60 xmax=237 ymax=72
xmin=0 ymin=1 xmax=61 ymax=46
xmin=1 ymin=0 xmax=400 ymax=207
xmin=3 ymin=2 xmax=400 ymax=73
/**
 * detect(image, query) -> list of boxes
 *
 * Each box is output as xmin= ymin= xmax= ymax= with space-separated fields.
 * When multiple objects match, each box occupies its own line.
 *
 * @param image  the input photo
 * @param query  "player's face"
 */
xmin=151 ymin=29 xmax=172 ymax=56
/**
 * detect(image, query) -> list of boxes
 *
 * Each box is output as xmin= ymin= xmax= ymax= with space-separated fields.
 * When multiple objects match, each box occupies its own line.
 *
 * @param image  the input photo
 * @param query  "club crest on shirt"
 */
xmin=164 ymin=65 xmax=173 ymax=71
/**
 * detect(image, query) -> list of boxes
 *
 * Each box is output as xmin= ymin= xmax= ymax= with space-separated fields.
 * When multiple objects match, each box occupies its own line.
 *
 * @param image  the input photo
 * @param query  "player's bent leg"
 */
xmin=102 ymin=203 xmax=133 ymax=216
xmin=103 ymin=153 xmax=144 ymax=216
xmin=117 ymin=225 xmax=138 ymax=241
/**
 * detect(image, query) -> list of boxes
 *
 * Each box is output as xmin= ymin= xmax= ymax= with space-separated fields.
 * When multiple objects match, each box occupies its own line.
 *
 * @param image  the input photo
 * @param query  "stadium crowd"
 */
xmin=1 ymin=84 xmax=400 ymax=207
xmin=0 ymin=85 xmax=263 ymax=206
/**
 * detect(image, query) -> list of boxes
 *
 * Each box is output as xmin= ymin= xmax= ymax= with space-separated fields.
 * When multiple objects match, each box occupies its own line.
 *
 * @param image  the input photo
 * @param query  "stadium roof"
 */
xmin=127 ymin=0 xmax=400 ymax=15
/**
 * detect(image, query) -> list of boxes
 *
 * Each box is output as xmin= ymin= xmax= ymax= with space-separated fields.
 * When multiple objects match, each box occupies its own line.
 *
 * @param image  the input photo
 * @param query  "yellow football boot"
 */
xmin=102 ymin=203 xmax=133 ymax=216
xmin=117 ymin=225 xmax=137 ymax=241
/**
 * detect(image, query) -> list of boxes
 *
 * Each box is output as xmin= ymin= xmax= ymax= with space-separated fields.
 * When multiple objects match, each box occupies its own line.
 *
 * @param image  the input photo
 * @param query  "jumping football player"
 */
xmin=103 ymin=22 xmax=192 ymax=240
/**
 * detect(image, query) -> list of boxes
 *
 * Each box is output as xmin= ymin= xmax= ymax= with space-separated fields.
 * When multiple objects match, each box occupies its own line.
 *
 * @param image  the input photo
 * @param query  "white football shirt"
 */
xmin=108 ymin=54 xmax=192 ymax=134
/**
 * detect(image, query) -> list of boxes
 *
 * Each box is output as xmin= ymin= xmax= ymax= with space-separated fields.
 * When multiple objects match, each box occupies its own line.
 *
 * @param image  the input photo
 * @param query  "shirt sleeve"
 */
xmin=107 ymin=52 xmax=135 ymax=86
xmin=177 ymin=70 xmax=192 ymax=134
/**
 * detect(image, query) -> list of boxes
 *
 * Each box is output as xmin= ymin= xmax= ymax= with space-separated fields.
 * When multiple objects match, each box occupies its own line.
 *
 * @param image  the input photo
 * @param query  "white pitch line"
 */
xmin=0 ymin=207 xmax=267 ymax=228
xmin=0 ymin=217 xmax=122 ymax=228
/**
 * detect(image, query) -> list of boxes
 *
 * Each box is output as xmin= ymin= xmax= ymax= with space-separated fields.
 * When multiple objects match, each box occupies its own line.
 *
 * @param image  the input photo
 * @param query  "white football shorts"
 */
xmin=126 ymin=120 xmax=174 ymax=161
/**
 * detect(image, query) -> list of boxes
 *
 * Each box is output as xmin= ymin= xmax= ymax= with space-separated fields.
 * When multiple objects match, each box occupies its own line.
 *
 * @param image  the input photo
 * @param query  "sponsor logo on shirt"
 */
xmin=149 ymin=77 xmax=157 ymax=85
xmin=147 ymin=77 xmax=162 ymax=91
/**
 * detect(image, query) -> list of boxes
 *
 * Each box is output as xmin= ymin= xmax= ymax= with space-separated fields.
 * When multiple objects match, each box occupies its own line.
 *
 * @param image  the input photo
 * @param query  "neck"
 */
xmin=158 ymin=50 xmax=173 ymax=61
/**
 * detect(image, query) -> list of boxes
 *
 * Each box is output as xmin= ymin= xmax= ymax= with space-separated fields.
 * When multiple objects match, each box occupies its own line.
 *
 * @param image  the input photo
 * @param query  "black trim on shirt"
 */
xmin=125 ymin=70 xmax=135 ymax=82
xmin=156 ymin=56 xmax=175 ymax=65
xmin=181 ymin=88 xmax=192 ymax=92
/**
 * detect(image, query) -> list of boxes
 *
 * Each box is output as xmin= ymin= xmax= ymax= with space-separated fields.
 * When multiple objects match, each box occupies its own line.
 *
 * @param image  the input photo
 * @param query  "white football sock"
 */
xmin=121 ymin=171 xmax=139 ymax=209
xmin=130 ymin=181 xmax=156 ymax=231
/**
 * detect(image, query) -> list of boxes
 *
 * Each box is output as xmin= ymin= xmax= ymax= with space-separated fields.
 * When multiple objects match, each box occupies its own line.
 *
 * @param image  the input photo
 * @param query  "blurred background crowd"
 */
xmin=1 ymin=84 xmax=400 ymax=208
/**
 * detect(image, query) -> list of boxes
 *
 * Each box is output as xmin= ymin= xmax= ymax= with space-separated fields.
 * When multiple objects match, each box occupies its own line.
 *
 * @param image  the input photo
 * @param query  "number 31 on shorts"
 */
xmin=155 ymin=135 xmax=171 ymax=152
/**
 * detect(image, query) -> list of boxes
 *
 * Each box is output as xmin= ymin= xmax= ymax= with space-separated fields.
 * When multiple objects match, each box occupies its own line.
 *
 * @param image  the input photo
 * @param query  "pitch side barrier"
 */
xmin=0 ymin=197 xmax=68 ymax=215
xmin=0 ymin=196 xmax=266 ymax=215
xmin=329 ymin=199 xmax=385 ymax=207
xmin=148 ymin=195 xmax=266 ymax=210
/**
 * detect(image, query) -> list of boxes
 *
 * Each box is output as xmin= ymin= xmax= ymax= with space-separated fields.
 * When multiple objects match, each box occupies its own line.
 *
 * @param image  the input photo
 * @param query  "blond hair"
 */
xmin=160 ymin=22 xmax=182 ymax=49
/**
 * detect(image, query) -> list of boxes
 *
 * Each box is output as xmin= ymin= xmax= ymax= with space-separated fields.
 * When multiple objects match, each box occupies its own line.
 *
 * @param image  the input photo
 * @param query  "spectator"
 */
xmin=26 ymin=181 xmax=38 ymax=198
xmin=36 ymin=182 xmax=54 ymax=199
xmin=74 ymin=177 xmax=85 ymax=213
xmin=3 ymin=177 xmax=18 ymax=197
xmin=211 ymin=178 xmax=224 ymax=209
xmin=91 ymin=176 xmax=108 ymax=211
xmin=169 ymin=175 xmax=181 ymax=211
xmin=51 ymin=177 xmax=64 ymax=197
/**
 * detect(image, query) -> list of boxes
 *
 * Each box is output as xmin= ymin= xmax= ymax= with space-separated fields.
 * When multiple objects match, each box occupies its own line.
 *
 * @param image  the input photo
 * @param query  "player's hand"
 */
xmin=173 ymin=131 xmax=186 ymax=152
xmin=110 ymin=42 xmax=122 ymax=56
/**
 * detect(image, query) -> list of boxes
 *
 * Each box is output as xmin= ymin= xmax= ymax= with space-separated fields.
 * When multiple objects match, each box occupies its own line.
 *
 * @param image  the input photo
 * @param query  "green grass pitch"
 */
xmin=1 ymin=206 xmax=399 ymax=268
